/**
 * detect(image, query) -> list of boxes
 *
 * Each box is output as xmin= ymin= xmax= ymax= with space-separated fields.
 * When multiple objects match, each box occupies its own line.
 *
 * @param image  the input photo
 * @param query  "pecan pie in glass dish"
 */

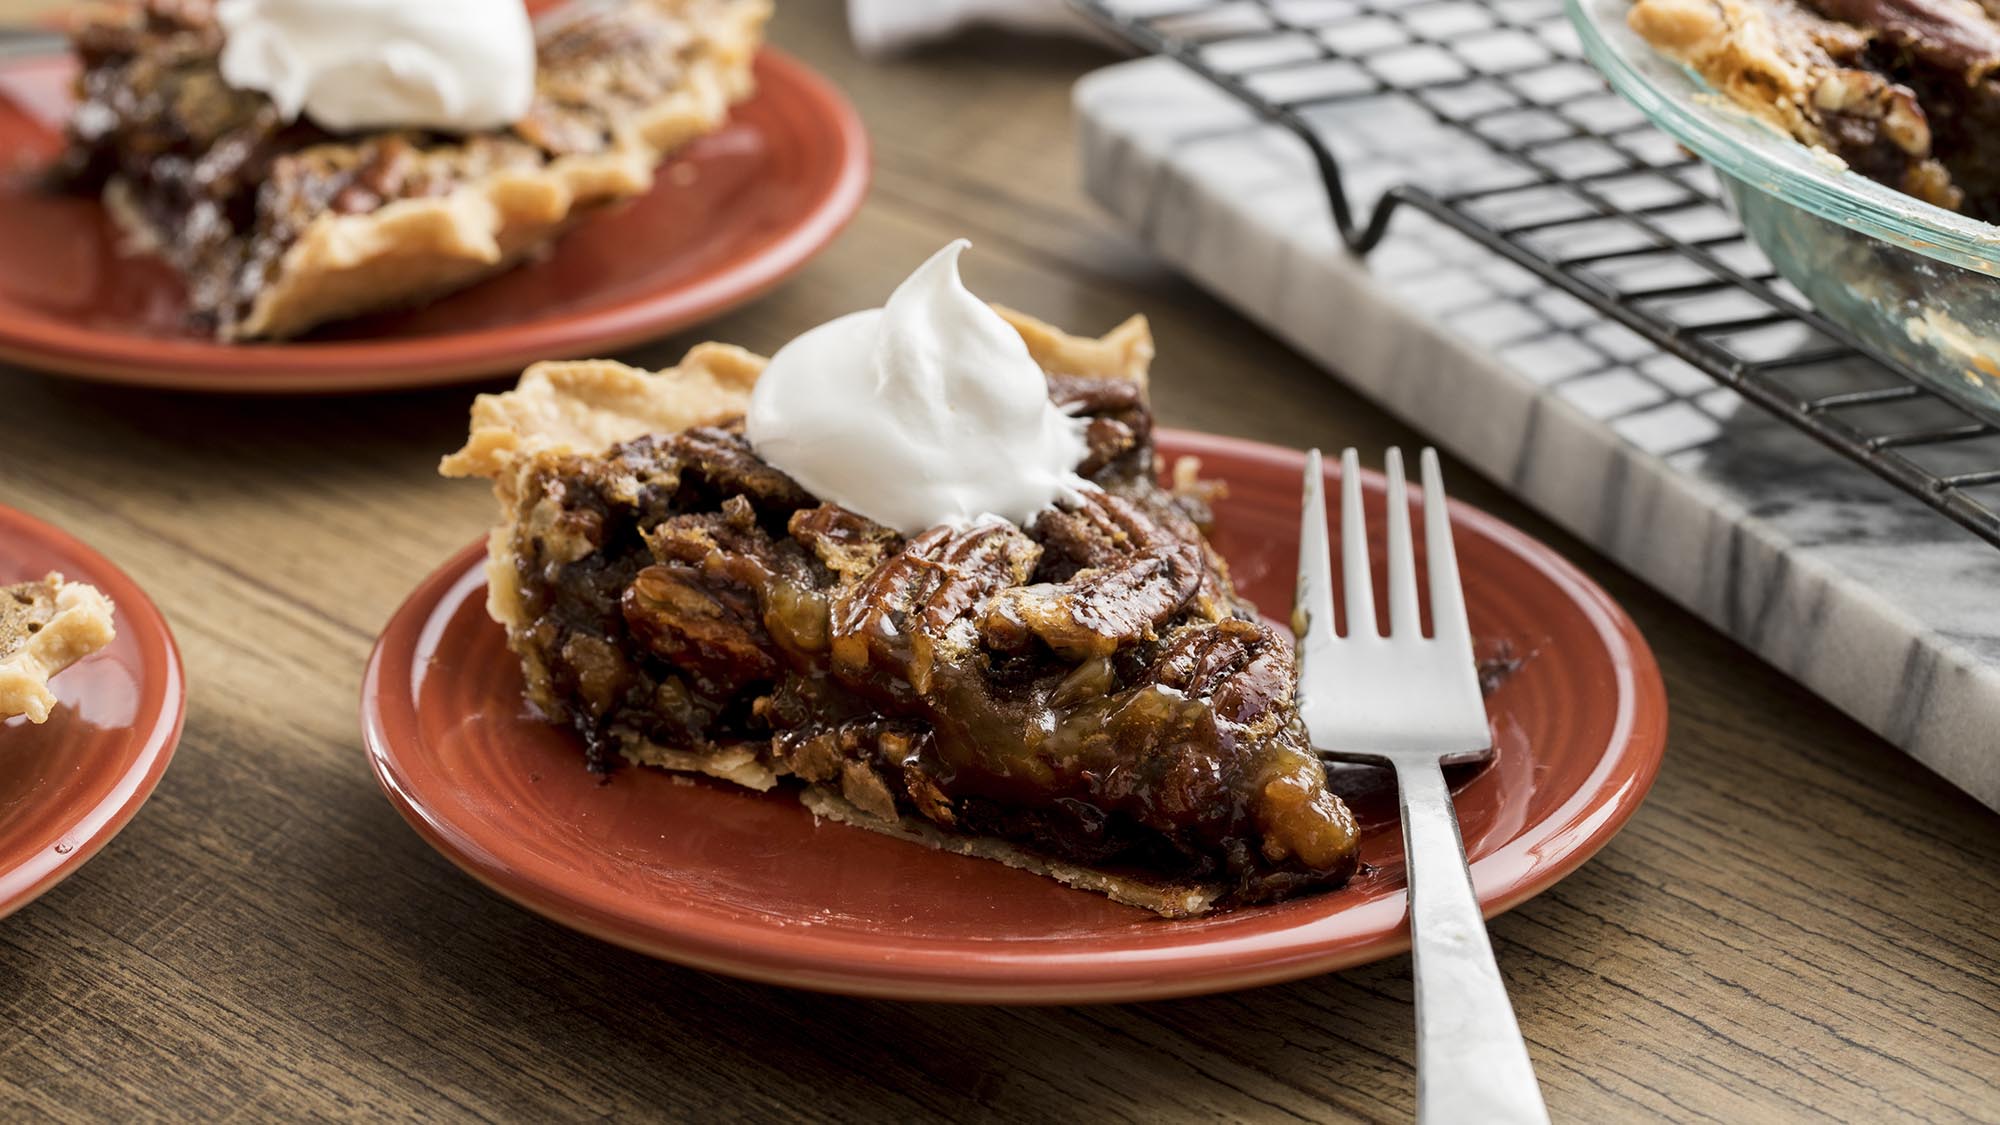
xmin=1573 ymin=0 xmax=2000 ymax=422
xmin=1 ymin=575 xmax=116 ymax=724
xmin=1624 ymin=0 xmax=2000 ymax=213
xmin=56 ymin=0 xmax=768 ymax=341
xmin=442 ymin=248 xmax=1362 ymax=917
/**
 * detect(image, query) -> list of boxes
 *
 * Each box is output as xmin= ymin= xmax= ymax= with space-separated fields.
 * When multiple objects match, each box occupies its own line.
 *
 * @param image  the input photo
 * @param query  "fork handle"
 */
xmin=1394 ymin=758 xmax=1551 ymax=1125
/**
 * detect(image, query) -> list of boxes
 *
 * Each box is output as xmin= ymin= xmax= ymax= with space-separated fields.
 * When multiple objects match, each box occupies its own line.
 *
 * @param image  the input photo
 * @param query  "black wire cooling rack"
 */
xmin=1072 ymin=0 xmax=2000 ymax=548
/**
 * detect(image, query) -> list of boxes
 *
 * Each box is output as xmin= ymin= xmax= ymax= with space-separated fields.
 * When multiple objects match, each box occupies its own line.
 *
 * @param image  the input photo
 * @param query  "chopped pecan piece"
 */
xmin=831 ymin=523 xmax=1041 ymax=696
xmin=664 ymin=427 xmax=816 ymax=515
xmin=1139 ymin=620 xmax=1359 ymax=881
xmin=789 ymin=504 xmax=903 ymax=586
xmin=622 ymin=561 xmax=778 ymax=694
xmin=1049 ymin=372 xmax=1152 ymax=478
xmin=983 ymin=491 xmax=1202 ymax=658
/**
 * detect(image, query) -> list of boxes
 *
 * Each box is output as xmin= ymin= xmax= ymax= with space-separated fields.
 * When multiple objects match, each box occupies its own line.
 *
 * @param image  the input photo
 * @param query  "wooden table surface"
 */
xmin=3 ymin=5 xmax=1998 ymax=1122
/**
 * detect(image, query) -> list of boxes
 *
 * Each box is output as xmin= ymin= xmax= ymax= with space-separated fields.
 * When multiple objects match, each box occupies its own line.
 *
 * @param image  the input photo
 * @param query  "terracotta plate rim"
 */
xmin=0 ymin=504 xmax=187 ymax=920
xmin=362 ymin=430 xmax=1668 ymax=1003
xmin=0 ymin=48 xmax=870 ymax=394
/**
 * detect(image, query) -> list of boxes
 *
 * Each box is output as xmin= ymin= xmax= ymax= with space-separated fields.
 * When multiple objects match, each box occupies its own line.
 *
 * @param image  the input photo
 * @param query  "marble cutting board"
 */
xmin=1075 ymin=55 xmax=2000 ymax=812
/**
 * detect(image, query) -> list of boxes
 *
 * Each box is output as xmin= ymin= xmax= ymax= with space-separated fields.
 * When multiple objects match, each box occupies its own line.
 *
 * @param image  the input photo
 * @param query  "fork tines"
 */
xmin=1296 ymin=446 xmax=1489 ymax=760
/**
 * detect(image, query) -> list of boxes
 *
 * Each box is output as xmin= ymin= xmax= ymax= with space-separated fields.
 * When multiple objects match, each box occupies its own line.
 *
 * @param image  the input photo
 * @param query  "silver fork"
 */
xmin=1296 ymin=447 xmax=1550 ymax=1125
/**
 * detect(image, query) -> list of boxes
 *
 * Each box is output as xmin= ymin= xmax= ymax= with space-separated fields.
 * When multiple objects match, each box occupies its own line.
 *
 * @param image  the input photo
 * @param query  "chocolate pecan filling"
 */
xmin=501 ymin=375 xmax=1361 ymax=906
xmin=57 ymin=0 xmax=723 ymax=336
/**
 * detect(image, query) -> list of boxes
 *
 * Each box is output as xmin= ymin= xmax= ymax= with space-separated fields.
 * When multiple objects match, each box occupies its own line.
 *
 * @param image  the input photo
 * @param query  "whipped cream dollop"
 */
xmin=745 ymin=241 xmax=1090 ymax=535
xmin=217 ymin=0 xmax=537 ymax=134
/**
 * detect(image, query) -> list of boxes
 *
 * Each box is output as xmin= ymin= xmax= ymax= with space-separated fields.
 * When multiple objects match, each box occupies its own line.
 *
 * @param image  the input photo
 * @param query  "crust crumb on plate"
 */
xmin=1 ymin=574 xmax=116 ymax=724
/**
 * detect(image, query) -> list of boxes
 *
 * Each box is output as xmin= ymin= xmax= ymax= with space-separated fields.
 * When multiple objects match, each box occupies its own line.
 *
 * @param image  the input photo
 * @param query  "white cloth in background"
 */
xmin=845 ymin=0 xmax=1102 ymax=56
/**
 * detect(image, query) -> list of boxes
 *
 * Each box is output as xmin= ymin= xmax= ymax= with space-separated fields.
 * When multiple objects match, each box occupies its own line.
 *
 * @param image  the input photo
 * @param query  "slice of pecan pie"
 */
xmin=1 ymin=575 xmax=116 ymax=725
xmin=442 ymin=312 xmax=1362 ymax=916
xmin=1629 ymin=0 xmax=2000 ymax=216
xmin=57 ymin=0 xmax=767 ymax=340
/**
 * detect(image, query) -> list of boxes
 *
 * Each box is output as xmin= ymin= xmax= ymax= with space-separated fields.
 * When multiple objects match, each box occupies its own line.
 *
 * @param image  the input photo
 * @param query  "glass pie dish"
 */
xmin=1568 ymin=0 xmax=2000 ymax=423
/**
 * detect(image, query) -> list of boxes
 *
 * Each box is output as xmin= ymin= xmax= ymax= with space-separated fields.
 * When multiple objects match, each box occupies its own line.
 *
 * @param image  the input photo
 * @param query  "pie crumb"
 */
xmin=1 ymin=574 xmax=116 ymax=724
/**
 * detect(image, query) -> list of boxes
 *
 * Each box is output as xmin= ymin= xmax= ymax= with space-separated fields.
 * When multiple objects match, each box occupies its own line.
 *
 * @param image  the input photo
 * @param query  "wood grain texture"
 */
xmin=1 ymin=4 xmax=1997 ymax=1121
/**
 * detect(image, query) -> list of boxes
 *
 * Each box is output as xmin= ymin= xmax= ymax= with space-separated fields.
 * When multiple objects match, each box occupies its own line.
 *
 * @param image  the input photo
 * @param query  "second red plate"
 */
xmin=0 ymin=49 xmax=868 ymax=393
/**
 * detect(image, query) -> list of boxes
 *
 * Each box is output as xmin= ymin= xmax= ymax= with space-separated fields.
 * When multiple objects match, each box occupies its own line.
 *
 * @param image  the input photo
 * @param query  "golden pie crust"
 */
xmin=0 ymin=574 xmax=117 ymax=725
xmin=441 ymin=309 xmax=1250 ymax=917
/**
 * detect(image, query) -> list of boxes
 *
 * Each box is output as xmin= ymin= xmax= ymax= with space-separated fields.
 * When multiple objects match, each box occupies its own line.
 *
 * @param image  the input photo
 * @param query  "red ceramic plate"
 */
xmin=363 ymin=430 xmax=1667 ymax=1002
xmin=0 ymin=505 xmax=185 ymax=920
xmin=0 ymin=49 xmax=867 ymax=393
